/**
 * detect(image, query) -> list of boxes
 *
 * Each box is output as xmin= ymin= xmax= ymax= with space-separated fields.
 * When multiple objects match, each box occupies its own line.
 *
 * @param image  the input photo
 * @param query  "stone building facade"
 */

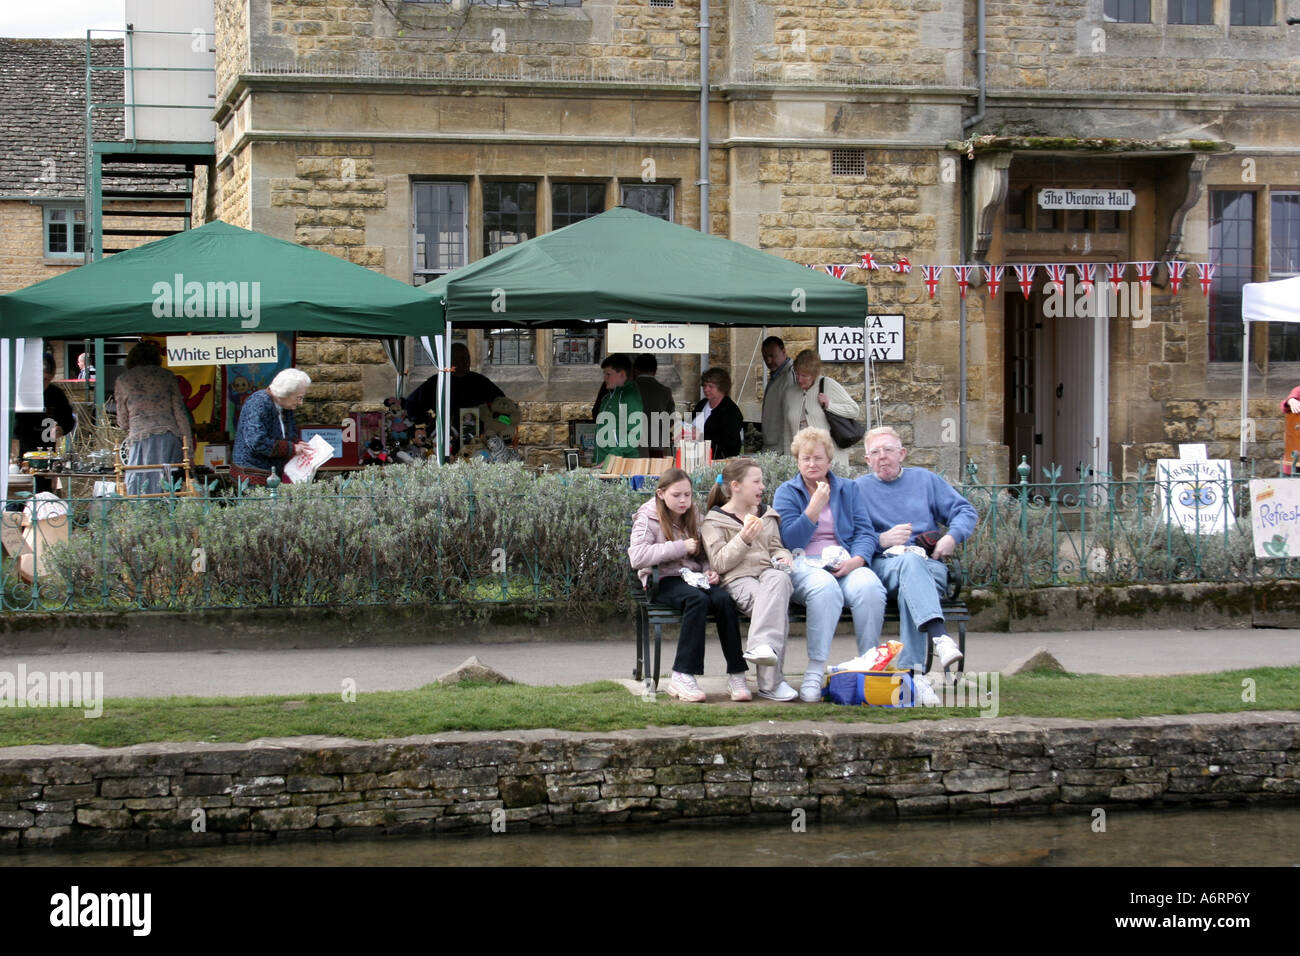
xmin=206 ymin=0 xmax=1300 ymax=477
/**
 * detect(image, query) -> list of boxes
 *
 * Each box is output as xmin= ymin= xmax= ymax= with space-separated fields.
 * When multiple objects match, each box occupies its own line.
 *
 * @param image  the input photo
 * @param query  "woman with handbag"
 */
xmin=782 ymin=349 xmax=861 ymax=473
xmin=628 ymin=468 xmax=748 ymax=702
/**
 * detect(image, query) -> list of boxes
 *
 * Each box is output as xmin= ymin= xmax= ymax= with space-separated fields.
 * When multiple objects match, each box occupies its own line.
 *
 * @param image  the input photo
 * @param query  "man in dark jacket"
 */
xmin=633 ymin=353 xmax=676 ymax=457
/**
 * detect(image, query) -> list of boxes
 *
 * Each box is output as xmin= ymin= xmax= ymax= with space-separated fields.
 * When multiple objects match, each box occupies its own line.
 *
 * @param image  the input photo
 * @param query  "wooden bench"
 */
xmin=630 ymin=562 xmax=969 ymax=689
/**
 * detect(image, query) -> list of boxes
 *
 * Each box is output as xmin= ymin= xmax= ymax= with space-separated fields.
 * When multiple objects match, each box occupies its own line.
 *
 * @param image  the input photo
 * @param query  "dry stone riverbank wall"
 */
xmin=2 ymin=713 xmax=1297 ymax=850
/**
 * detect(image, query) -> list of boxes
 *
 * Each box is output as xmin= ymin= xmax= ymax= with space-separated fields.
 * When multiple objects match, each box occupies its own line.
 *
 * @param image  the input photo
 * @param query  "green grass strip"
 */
xmin=0 ymin=667 xmax=1296 ymax=749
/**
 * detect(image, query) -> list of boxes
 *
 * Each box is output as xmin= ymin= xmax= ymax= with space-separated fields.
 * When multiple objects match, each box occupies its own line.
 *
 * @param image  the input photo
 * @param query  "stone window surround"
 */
xmin=41 ymin=203 xmax=85 ymax=260
xmin=1097 ymin=0 xmax=1281 ymax=29
xmin=1207 ymin=184 xmax=1300 ymax=365
xmin=410 ymin=174 xmax=681 ymax=387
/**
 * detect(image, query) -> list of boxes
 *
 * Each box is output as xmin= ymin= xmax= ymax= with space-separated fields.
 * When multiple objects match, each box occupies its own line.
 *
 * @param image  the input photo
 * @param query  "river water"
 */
xmin=3 ymin=804 xmax=1297 ymax=867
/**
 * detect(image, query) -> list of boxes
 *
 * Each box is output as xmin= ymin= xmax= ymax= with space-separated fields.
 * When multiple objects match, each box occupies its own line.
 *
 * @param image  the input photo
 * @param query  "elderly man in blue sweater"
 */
xmin=856 ymin=426 xmax=977 ymax=682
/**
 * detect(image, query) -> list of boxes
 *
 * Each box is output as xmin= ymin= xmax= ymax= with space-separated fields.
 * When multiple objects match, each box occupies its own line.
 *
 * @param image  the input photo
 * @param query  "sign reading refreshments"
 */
xmin=605 ymin=323 xmax=709 ymax=354
xmin=1037 ymin=188 xmax=1136 ymax=210
xmin=1249 ymin=479 xmax=1300 ymax=558
xmin=818 ymin=315 xmax=905 ymax=363
xmin=165 ymin=333 xmax=280 ymax=366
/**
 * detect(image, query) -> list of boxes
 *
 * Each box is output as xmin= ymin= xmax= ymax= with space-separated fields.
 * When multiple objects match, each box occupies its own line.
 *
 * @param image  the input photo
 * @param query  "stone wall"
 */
xmin=240 ymin=0 xmax=724 ymax=84
xmin=981 ymin=0 xmax=1300 ymax=96
xmin=2 ymin=713 xmax=1295 ymax=849
xmin=0 ymin=200 xmax=192 ymax=296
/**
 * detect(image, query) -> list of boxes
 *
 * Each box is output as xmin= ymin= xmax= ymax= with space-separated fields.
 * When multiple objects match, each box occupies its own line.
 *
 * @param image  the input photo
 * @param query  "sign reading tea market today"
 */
xmin=818 ymin=315 xmax=905 ymax=363
xmin=1037 ymin=188 xmax=1136 ymax=210
xmin=164 ymin=333 xmax=280 ymax=367
xmin=606 ymin=323 xmax=709 ymax=354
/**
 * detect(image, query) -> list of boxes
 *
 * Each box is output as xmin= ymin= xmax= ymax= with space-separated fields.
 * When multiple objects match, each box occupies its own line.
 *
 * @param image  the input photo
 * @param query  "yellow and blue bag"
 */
xmin=822 ymin=669 xmax=918 ymax=707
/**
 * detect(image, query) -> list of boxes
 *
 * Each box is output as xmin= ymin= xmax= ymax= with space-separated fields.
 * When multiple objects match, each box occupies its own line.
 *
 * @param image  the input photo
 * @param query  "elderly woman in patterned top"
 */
xmin=114 ymin=341 xmax=193 ymax=495
xmin=232 ymin=368 xmax=312 ymax=486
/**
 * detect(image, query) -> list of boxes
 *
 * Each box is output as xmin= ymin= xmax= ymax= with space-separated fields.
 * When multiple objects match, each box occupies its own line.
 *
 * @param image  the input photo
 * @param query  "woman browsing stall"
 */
xmin=628 ymin=468 xmax=749 ymax=703
xmin=232 ymin=368 xmax=312 ymax=486
xmin=701 ymin=458 xmax=799 ymax=702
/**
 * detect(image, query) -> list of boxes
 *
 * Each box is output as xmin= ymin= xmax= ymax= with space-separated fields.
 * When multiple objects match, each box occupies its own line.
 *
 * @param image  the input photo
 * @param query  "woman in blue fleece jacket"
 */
xmin=772 ymin=427 xmax=886 ymax=702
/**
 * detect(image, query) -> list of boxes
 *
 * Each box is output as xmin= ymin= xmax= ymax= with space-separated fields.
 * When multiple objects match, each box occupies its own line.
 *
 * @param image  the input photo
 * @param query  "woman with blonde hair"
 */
xmin=782 ymin=349 xmax=860 ymax=473
xmin=773 ymin=427 xmax=886 ymax=702
xmin=628 ymin=468 xmax=748 ymax=702
xmin=701 ymin=458 xmax=798 ymax=701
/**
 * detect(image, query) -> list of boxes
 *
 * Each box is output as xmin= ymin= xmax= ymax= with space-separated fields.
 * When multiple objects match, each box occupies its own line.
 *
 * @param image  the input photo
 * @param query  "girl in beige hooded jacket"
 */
xmin=701 ymin=458 xmax=798 ymax=702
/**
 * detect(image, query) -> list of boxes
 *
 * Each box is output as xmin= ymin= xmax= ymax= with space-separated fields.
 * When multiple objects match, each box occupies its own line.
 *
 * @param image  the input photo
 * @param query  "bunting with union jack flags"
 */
xmin=1167 ymin=260 xmax=1187 ymax=295
xmin=1196 ymin=261 xmax=1215 ymax=296
xmin=983 ymin=265 xmax=1004 ymax=299
xmin=1013 ymin=264 xmax=1036 ymax=300
xmin=951 ymin=265 xmax=973 ymax=299
xmin=920 ymin=264 xmax=942 ymax=297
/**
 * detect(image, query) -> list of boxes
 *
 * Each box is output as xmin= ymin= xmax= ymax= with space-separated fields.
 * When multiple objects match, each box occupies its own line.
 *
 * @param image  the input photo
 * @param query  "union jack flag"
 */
xmin=1013 ymin=264 xmax=1036 ymax=300
xmin=1167 ymin=260 xmax=1187 ymax=295
xmin=1196 ymin=261 xmax=1215 ymax=296
xmin=806 ymin=263 xmax=817 ymax=269
xmin=951 ymin=265 xmax=973 ymax=299
xmin=860 ymin=252 xmax=878 ymax=271
xmin=890 ymin=256 xmax=912 ymax=274
xmin=1106 ymin=262 xmax=1126 ymax=291
xmin=1136 ymin=261 xmax=1156 ymax=288
xmin=983 ymin=265 xmax=1004 ymax=299
xmin=1076 ymin=263 xmax=1096 ymax=293
xmin=1046 ymin=264 xmax=1068 ymax=295
xmin=827 ymin=265 xmax=848 ymax=279
xmin=921 ymin=264 xmax=942 ymax=298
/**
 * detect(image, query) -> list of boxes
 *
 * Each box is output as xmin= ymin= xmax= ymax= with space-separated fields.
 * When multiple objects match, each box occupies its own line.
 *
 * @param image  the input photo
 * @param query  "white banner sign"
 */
xmin=1037 ymin=188 xmax=1136 ymax=210
xmin=605 ymin=323 xmax=709 ymax=355
xmin=165 ymin=333 xmax=279 ymax=366
xmin=1249 ymin=479 xmax=1300 ymax=558
xmin=1156 ymin=459 xmax=1234 ymax=535
xmin=818 ymin=315 xmax=905 ymax=363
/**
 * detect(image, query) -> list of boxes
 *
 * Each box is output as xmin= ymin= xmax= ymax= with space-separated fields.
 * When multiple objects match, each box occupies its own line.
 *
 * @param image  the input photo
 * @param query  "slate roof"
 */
xmin=0 ymin=38 xmax=125 ymax=198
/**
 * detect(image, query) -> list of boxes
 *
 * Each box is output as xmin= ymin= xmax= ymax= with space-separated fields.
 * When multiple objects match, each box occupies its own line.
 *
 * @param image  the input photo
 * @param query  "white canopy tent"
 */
xmin=1240 ymin=275 xmax=1300 ymax=458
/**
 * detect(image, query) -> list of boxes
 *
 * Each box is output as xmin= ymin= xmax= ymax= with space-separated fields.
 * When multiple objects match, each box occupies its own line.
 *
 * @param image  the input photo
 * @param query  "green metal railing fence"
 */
xmin=1 ymin=459 xmax=1295 ymax=615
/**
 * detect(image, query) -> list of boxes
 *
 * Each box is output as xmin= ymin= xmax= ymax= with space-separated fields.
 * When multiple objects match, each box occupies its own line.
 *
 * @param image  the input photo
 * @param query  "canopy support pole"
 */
xmin=863 ymin=315 xmax=873 ymax=432
xmin=1240 ymin=320 xmax=1250 ymax=460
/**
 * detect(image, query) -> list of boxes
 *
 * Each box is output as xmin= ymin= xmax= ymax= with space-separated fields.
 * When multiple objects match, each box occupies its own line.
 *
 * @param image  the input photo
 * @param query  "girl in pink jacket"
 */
xmin=628 ymin=468 xmax=747 ymax=702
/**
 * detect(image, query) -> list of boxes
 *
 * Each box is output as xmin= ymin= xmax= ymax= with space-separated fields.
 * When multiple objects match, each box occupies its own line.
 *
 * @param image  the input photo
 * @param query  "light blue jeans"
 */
xmin=789 ymin=561 xmax=886 ymax=664
xmin=870 ymin=551 xmax=948 ymax=672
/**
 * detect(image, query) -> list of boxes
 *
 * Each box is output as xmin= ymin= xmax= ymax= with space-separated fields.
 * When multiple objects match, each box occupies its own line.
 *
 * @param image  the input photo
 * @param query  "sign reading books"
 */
xmin=818 ymin=315 xmax=905 ymax=363
xmin=606 ymin=323 xmax=709 ymax=355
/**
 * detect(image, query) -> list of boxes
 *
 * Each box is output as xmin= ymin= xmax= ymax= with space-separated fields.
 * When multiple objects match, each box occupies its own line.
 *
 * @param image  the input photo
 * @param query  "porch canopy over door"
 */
xmin=1240 ymin=275 xmax=1300 ymax=458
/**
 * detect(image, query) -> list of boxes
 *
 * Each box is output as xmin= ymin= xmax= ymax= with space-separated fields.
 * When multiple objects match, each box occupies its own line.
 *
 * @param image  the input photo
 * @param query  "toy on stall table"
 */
xmin=361 ymin=437 xmax=390 ymax=466
xmin=384 ymin=397 xmax=413 ymax=444
xmin=410 ymin=424 xmax=433 ymax=458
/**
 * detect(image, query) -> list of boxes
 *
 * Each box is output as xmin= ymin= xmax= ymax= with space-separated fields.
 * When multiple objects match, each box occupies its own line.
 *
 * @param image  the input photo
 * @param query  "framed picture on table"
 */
xmin=458 ymin=408 xmax=480 ymax=445
xmin=570 ymin=422 xmax=597 ymax=465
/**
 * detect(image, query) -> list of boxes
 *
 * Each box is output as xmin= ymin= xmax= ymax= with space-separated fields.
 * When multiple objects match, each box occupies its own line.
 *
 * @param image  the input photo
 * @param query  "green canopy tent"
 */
xmin=424 ymin=206 xmax=867 ymax=328
xmin=423 ymin=206 xmax=870 ymax=455
xmin=0 ymin=221 xmax=446 ymax=489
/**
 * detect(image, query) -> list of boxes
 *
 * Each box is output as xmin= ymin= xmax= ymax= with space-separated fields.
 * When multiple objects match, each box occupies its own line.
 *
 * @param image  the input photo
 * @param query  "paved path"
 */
xmin=1 ymin=627 xmax=1296 ymax=699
